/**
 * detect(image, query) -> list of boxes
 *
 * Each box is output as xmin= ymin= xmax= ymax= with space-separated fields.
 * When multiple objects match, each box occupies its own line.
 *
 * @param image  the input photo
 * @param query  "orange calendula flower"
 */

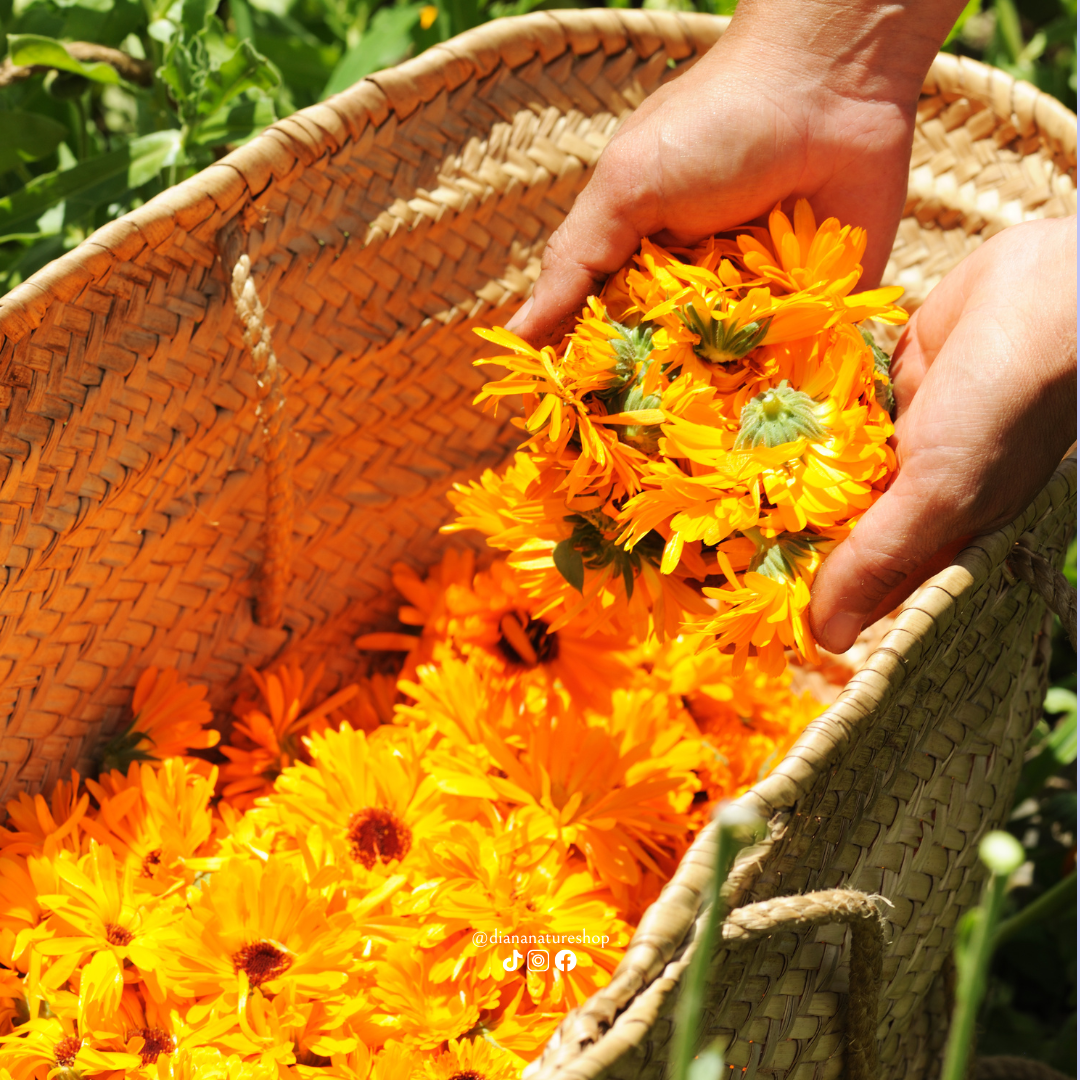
xmin=220 ymin=663 xmax=360 ymax=810
xmin=97 ymin=668 xmax=219 ymax=774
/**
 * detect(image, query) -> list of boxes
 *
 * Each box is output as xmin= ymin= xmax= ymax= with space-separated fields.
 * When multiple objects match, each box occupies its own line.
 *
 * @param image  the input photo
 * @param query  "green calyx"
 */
xmin=679 ymin=305 xmax=770 ymax=365
xmin=97 ymin=721 xmax=158 ymax=775
xmin=598 ymin=326 xmax=664 ymax=453
xmin=608 ymin=319 xmax=654 ymax=373
xmin=860 ymin=326 xmax=895 ymax=414
xmin=734 ymin=380 xmax=828 ymax=450
xmin=746 ymin=529 xmax=829 ymax=584
xmin=552 ymin=513 xmax=663 ymax=599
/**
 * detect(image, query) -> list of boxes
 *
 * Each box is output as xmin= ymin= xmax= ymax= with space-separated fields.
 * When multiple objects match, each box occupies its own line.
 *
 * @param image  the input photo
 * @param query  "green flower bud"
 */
xmin=979 ymin=831 xmax=1025 ymax=876
xmin=734 ymin=381 xmax=828 ymax=450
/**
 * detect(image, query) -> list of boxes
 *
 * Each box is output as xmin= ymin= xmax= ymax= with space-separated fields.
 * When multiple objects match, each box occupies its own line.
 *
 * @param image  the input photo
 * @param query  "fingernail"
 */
xmin=505 ymin=296 xmax=533 ymax=332
xmin=821 ymin=612 xmax=864 ymax=654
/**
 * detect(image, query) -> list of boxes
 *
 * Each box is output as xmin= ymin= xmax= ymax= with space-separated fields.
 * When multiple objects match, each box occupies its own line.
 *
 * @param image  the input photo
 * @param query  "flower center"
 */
xmin=130 ymin=1028 xmax=175 ymax=1065
xmin=232 ymin=940 xmax=292 ymax=988
xmin=497 ymin=613 xmax=558 ymax=667
xmin=734 ymin=381 xmax=827 ymax=450
xmin=448 ymin=1073 xmax=486 ymax=1080
xmin=105 ymin=923 xmax=133 ymax=946
xmin=347 ymin=807 xmax=412 ymax=869
xmin=54 ymin=1037 xmax=82 ymax=1068
xmin=140 ymin=849 xmax=163 ymax=878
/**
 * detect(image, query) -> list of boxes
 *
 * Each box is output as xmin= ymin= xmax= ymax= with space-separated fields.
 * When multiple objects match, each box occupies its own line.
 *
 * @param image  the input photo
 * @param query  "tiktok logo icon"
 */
xmin=502 ymin=950 xmax=523 ymax=971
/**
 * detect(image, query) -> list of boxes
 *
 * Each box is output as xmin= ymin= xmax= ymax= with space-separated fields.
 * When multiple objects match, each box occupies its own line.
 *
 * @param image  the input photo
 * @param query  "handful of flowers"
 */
xmin=448 ymin=202 xmax=907 ymax=675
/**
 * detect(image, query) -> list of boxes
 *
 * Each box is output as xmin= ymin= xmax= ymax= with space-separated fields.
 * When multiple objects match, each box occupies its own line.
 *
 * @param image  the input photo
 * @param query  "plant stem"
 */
xmin=993 ymin=871 xmax=1077 ymax=948
xmin=940 ymin=872 xmax=1010 ymax=1080
xmin=668 ymin=807 xmax=760 ymax=1080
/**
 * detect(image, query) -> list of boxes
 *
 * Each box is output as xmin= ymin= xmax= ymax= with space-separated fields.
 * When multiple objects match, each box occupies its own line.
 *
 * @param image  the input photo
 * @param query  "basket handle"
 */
xmin=223 ymin=243 xmax=293 ymax=629
xmin=721 ymin=888 xmax=884 ymax=1080
xmin=1006 ymin=537 xmax=1076 ymax=651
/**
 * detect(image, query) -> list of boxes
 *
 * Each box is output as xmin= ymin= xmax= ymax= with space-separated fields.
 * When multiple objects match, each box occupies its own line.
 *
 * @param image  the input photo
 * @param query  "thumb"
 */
xmin=505 ymin=147 xmax=658 ymax=348
xmin=808 ymin=465 xmax=971 ymax=654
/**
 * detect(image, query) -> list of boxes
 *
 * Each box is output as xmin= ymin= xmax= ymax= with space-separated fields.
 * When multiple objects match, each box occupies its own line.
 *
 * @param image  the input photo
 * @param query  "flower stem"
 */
xmin=668 ymin=805 xmax=763 ymax=1080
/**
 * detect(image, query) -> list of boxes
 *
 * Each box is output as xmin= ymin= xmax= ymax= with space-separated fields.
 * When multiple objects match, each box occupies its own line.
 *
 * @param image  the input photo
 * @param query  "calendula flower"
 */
xmin=422 ymin=1037 xmax=522 ymax=1080
xmin=423 ymin=690 xmax=699 ymax=890
xmin=689 ymin=528 xmax=846 ymax=674
xmin=252 ymin=722 xmax=465 ymax=884
xmin=359 ymin=552 xmax=638 ymax=711
xmin=155 ymin=853 xmax=369 ymax=1024
xmin=0 ymin=774 xmax=87 ymax=859
xmin=29 ymin=841 xmax=179 ymax=1020
xmin=80 ymin=758 xmax=217 ymax=892
xmin=97 ymin=668 xmax=219 ymax=774
xmin=0 ymin=1015 xmax=142 ymax=1080
xmin=220 ymin=663 xmax=360 ymax=809
xmin=398 ymin=821 xmax=630 ymax=1012
xmin=361 ymin=941 xmax=499 ymax=1051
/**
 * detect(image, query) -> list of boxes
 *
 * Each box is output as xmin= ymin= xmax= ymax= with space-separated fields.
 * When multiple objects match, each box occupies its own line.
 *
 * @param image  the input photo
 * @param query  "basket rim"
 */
xmin=0 ymin=10 xmax=1074 ymax=347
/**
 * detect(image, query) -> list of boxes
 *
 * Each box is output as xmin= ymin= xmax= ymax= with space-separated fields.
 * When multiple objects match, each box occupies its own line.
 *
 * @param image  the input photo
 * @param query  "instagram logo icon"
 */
xmin=526 ymin=950 xmax=550 ymax=971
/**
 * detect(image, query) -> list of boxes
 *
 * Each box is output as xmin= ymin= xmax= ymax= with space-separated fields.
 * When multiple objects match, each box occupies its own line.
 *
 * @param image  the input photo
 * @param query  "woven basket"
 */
xmin=0 ymin=9 xmax=1074 ymax=1078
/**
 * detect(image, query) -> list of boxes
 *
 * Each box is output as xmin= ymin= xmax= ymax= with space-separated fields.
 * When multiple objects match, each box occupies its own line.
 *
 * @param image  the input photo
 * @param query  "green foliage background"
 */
xmin=0 ymin=0 xmax=1073 ymax=1067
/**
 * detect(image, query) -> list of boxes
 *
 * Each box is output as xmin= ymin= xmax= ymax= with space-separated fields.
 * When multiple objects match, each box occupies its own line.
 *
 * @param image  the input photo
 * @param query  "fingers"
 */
xmin=505 ymin=145 xmax=659 ymax=348
xmin=808 ymin=454 xmax=974 ymax=653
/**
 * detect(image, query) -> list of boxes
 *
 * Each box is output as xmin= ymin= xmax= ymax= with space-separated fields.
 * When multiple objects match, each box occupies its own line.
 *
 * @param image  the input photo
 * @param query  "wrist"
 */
xmin=712 ymin=0 xmax=967 ymax=109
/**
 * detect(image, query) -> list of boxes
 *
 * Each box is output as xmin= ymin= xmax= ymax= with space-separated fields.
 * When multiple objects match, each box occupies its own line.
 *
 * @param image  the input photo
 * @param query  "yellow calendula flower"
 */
xmin=394 ymin=820 xmax=630 ymax=1011
xmin=154 ymin=853 xmax=369 ymax=1021
xmin=422 ymin=1037 xmax=522 ymax=1080
xmin=252 ymin=722 xmax=466 ymax=884
xmin=30 ymin=841 xmax=181 ymax=1022
xmin=80 ymin=758 xmax=217 ymax=892
xmin=0 ymin=1015 xmax=142 ymax=1080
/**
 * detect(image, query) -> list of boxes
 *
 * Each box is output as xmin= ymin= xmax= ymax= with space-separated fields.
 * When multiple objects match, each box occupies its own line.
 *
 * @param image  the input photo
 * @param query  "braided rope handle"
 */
xmin=227 ymin=252 xmax=293 ymax=629
xmin=1006 ymin=537 xmax=1076 ymax=651
xmin=720 ymin=888 xmax=884 ymax=1080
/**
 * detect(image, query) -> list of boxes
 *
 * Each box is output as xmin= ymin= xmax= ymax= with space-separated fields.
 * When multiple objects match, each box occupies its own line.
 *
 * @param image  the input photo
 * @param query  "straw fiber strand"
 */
xmin=0 ymin=11 xmax=1072 ymax=1078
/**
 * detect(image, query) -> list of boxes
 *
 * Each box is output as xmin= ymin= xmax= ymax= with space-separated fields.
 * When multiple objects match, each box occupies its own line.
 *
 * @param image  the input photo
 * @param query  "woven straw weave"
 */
xmin=0 ymin=10 xmax=1073 ymax=1077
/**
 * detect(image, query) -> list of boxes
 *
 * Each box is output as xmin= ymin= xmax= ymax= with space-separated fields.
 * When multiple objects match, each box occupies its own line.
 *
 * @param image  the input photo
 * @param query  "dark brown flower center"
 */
xmin=448 ymin=1072 xmax=486 ymax=1080
xmin=54 ymin=1037 xmax=82 ymax=1067
xmin=347 ymin=807 xmax=412 ymax=869
xmin=140 ymin=849 xmax=163 ymax=878
xmin=232 ymin=941 xmax=292 ymax=988
xmin=496 ymin=612 xmax=558 ymax=667
xmin=105 ymin=923 xmax=133 ymax=946
xmin=130 ymin=1028 xmax=174 ymax=1065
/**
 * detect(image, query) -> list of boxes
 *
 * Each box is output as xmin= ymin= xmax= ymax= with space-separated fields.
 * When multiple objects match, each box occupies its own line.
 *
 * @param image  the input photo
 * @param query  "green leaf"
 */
xmin=188 ymin=97 xmax=275 ymax=146
xmin=196 ymin=38 xmax=280 ymax=119
xmin=321 ymin=4 xmax=422 ymax=99
xmin=552 ymin=538 xmax=584 ymax=593
xmin=179 ymin=0 xmax=215 ymax=37
xmin=7 ymin=33 xmax=124 ymax=83
xmin=0 ymin=110 xmax=69 ymax=175
xmin=0 ymin=130 xmax=181 ymax=238
xmin=944 ymin=0 xmax=981 ymax=47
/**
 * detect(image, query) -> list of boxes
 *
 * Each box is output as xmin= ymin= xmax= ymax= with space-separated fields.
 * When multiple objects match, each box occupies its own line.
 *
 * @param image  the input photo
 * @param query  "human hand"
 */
xmin=506 ymin=0 xmax=967 ymax=347
xmin=810 ymin=216 xmax=1078 ymax=653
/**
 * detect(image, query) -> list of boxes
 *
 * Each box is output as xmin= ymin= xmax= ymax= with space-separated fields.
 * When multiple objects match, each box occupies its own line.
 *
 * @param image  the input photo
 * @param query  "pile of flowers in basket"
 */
xmin=0 ymin=203 xmax=901 ymax=1079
